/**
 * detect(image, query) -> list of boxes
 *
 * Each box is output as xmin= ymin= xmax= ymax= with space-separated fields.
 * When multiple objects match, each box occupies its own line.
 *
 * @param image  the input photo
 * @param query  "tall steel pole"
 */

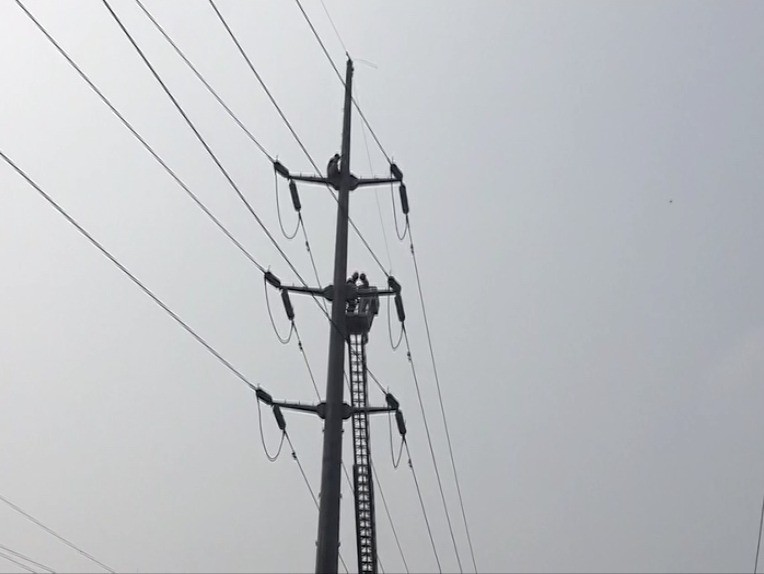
xmin=315 ymin=57 xmax=354 ymax=574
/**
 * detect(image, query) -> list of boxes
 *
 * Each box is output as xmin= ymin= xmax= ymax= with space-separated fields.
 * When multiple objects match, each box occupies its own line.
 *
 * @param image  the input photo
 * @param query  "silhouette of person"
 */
xmin=327 ymin=153 xmax=341 ymax=180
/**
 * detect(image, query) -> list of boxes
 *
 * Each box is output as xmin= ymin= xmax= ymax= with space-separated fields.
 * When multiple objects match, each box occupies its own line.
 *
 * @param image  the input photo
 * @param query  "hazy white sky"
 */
xmin=1 ymin=1 xmax=763 ymax=573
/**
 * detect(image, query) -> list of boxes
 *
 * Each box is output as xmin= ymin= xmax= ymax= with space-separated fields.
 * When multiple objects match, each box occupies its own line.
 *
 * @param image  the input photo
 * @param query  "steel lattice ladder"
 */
xmin=348 ymin=332 xmax=378 ymax=574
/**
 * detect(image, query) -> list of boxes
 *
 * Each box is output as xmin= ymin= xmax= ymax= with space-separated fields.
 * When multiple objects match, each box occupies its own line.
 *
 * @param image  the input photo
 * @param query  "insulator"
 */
xmin=273 ymin=160 xmax=290 ymax=178
xmin=289 ymin=180 xmax=302 ymax=212
xmin=390 ymin=162 xmax=403 ymax=181
xmin=273 ymin=405 xmax=287 ymax=431
xmin=264 ymin=271 xmax=281 ymax=288
xmin=387 ymin=275 xmax=401 ymax=293
xmin=394 ymin=293 xmax=406 ymax=323
xmin=395 ymin=410 xmax=407 ymax=437
xmin=385 ymin=393 xmax=399 ymax=411
xmin=281 ymin=289 xmax=295 ymax=321
xmin=399 ymin=183 xmax=409 ymax=214
xmin=256 ymin=388 xmax=273 ymax=405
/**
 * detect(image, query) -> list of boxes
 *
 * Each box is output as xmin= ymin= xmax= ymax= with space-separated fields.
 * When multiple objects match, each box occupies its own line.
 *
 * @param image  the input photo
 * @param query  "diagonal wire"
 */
xmin=404 ymin=441 xmax=442 ymax=574
xmin=0 ymin=550 xmax=36 ymax=574
xmin=0 ymin=149 xmax=258 ymax=393
xmin=318 ymin=0 xmax=348 ymax=55
xmin=99 ymin=0 xmax=308 ymax=286
xmin=134 ymin=0 xmax=327 ymax=294
xmin=133 ymin=0 xmax=272 ymax=161
xmin=402 ymin=327 xmax=463 ymax=572
xmin=13 ymin=0 xmax=267 ymax=276
xmin=208 ymin=0 xmax=390 ymax=277
xmin=0 ymin=490 xmax=114 ymax=573
xmin=293 ymin=0 xmax=392 ymax=165
xmin=0 ymin=545 xmax=54 ymax=574
xmin=407 ymin=221 xmax=478 ymax=572
xmin=372 ymin=464 xmax=409 ymax=573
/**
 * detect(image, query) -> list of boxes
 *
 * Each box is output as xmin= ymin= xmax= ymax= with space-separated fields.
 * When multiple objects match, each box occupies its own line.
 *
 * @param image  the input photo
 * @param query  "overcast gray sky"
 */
xmin=2 ymin=1 xmax=764 ymax=573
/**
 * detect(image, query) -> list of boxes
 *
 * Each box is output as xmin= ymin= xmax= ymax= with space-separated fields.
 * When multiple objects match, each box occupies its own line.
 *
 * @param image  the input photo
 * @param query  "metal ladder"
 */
xmin=348 ymin=332 xmax=377 ymax=574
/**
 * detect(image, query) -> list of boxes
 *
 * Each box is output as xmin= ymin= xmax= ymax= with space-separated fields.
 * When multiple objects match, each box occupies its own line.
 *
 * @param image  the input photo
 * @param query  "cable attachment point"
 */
xmin=288 ymin=180 xmax=302 ymax=212
xmin=264 ymin=270 xmax=281 ymax=289
xmin=256 ymin=387 xmax=273 ymax=405
xmin=385 ymin=392 xmax=400 ymax=411
xmin=390 ymin=162 xmax=403 ymax=181
xmin=273 ymin=160 xmax=290 ymax=178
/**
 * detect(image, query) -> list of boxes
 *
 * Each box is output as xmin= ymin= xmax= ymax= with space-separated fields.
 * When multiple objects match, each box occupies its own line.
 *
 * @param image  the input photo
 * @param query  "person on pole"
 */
xmin=346 ymin=271 xmax=359 ymax=313
xmin=327 ymin=153 xmax=341 ymax=181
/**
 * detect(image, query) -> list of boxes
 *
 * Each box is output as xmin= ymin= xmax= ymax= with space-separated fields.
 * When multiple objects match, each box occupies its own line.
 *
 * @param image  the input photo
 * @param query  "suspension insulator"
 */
xmin=289 ymin=180 xmax=302 ymax=212
xmin=281 ymin=289 xmax=295 ymax=321
xmin=399 ymin=183 xmax=409 ymax=214
xmin=385 ymin=393 xmax=400 ymax=411
xmin=273 ymin=405 xmax=287 ymax=431
xmin=390 ymin=162 xmax=403 ymax=181
xmin=395 ymin=410 xmax=407 ymax=437
xmin=394 ymin=293 xmax=406 ymax=323
xmin=264 ymin=271 xmax=281 ymax=288
xmin=273 ymin=160 xmax=290 ymax=178
xmin=387 ymin=276 xmax=401 ymax=293
xmin=256 ymin=388 xmax=273 ymax=405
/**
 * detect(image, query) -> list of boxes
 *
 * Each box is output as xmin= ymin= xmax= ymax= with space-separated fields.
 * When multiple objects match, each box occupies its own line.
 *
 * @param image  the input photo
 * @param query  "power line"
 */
xmin=0 ymin=543 xmax=56 ymax=574
xmin=318 ymin=0 xmax=348 ymax=55
xmin=133 ymin=0 xmax=273 ymax=162
xmin=99 ymin=0 xmax=308 ymax=287
xmin=133 ymin=0 xmax=328 ymax=297
xmin=293 ymin=0 xmax=393 ymax=165
xmin=0 ymin=148 xmax=258 ymax=393
xmin=404 ymin=441 xmax=442 ymax=574
xmin=208 ymin=0 xmax=390 ymax=278
xmin=0 ymin=491 xmax=114 ymax=573
xmin=372 ymin=464 xmax=409 ymax=573
xmin=402 ymin=327 xmax=463 ymax=572
xmin=13 ymin=0 xmax=267 ymax=277
xmin=407 ymin=221 xmax=478 ymax=572
xmin=0 ymin=550 xmax=36 ymax=574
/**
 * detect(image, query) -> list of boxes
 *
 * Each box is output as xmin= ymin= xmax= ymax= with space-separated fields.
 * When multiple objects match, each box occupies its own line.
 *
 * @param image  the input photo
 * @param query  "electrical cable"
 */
xmin=371 ymin=465 xmax=409 ymax=574
xmin=100 ymin=0 xmax=311 ymax=291
xmin=0 ymin=149 xmax=258 ymax=394
xmin=255 ymin=397 xmax=286 ymax=462
xmin=263 ymin=277 xmax=295 ymax=344
xmin=209 ymin=0 xmax=390 ymax=278
xmin=402 ymin=327 xmax=463 ymax=573
xmin=134 ymin=0 xmax=328 ymax=298
xmin=386 ymin=296 xmax=404 ymax=351
xmin=391 ymin=185 xmax=409 ymax=241
xmin=0 ymin=550 xmax=36 ymax=574
xmin=294 ymin=325 xmax=322 ymax=400
xmin=318 ymin=0 xmax=348 ymax=55
xmin=0 ymin=545 xmax=55 ymax=574
xmin=274 ymin=172 xmax=301 ymax=240
xmin=133 ymin=0 xmax=273 ymax=162
xmin=13 ymin=0 xmax=268 ymax=277
xmin=293 ymin=0 xmax=392 ymax=165
xmin=388 ymin=412 xmax=405 ymax=470
xmin=404 ymin=441 xmax=442 ymax=574
xmin=406 ymin=222 xmax=478 ymax=573
xmin=0 ymin=490 xmax=114 ymax=574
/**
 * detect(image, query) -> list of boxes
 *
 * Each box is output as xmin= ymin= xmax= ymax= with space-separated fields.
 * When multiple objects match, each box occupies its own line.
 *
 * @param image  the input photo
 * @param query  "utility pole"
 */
xmin=315 ymin=57 xmax=354 ymax=574
xmin=268 ymin=57 xmax=405 ymax=574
